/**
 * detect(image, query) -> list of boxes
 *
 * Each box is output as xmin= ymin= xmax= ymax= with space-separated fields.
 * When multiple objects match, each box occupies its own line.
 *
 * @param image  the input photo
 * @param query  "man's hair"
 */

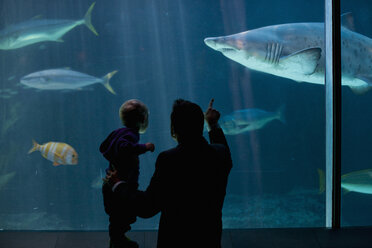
xmin=119 ymin=99 xmax=148 ymax=131
xmin=171 ymin=99 xmax=204 ymax=139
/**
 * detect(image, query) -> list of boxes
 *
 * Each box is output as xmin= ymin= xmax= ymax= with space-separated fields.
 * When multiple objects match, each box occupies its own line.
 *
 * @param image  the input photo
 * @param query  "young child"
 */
xmin=100 ymin=99 xmax=154 ymax=248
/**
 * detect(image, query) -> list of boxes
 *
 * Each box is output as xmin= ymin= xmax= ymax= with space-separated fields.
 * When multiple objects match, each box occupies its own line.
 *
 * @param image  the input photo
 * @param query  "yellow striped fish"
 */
xmin=28 ymin=140 xmax=78 ymax=166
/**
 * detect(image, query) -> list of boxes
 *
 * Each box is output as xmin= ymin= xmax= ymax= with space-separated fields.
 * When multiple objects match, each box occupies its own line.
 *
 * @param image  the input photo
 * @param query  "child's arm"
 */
xmin=118 ymin=134 xmax=154 ymax=154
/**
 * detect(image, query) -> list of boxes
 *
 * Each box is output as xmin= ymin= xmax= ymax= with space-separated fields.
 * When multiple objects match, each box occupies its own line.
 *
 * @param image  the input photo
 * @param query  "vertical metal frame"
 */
xmin=325 ymin=0 xmax=342 ymax=228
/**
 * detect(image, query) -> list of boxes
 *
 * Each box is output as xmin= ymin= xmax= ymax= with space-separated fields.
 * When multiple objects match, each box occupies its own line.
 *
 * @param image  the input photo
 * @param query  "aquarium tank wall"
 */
xmin=0 ymin=0 xmax=371 ymax=230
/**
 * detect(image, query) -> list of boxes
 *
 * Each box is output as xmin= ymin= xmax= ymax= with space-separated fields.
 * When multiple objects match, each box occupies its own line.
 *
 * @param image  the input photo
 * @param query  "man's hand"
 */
xmin=205 ymin=99 xmax=220 ymax=129
xmin=146 ymin=142 xmax=155 ymax=152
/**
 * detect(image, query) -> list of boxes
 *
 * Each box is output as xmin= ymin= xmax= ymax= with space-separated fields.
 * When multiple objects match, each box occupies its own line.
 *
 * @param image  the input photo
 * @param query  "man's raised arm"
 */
xmin=205 ymin=99 xmax=229 ymax=149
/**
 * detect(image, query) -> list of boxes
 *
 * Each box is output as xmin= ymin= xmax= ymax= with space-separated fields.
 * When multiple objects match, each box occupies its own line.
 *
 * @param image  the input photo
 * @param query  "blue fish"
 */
xmin=220 ymin=106 xmax=285 ymax=135
xmin=0 ymin=2 xmax=98 ymax=50
xmin=21 ymin=68 xmax=117 ymax=94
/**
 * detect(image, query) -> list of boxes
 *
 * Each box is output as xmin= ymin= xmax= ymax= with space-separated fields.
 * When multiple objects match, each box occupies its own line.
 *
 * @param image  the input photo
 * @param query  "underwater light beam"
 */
xmin=220 ymin=0 xmax=263 ymax=194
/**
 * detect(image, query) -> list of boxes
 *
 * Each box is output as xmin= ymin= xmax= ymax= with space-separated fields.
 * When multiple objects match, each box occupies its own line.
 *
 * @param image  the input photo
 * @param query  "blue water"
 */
xmin=0 ymin=0 xmax=371 ymax=230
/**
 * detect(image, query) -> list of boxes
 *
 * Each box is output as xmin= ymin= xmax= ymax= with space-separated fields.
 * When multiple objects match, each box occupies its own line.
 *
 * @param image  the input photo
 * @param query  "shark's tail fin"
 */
xmin=102 ymin=70 xmax=118 ymax=95
xmin=84 ymin=2 xmax=98 ymax=36
xmin=28 ymin=139 xmax=39 ymax=154
xmin=276 ymin=104 xmax=286 ymax=124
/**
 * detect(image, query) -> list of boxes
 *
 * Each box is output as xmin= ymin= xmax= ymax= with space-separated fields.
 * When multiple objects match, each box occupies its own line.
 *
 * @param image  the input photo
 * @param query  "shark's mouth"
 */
xmin=218 ymin=48 xmax=236 ymax=53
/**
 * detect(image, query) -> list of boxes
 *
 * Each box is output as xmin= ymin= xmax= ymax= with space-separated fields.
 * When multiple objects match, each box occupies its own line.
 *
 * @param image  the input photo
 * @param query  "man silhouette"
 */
xmin=107 ymin=99 xmax=232 ymax=248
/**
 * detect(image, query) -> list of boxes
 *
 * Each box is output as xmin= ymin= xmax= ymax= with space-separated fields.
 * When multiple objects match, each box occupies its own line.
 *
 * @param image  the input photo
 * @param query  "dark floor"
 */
xmin=0 ymin=227 xmax=371 ymax=248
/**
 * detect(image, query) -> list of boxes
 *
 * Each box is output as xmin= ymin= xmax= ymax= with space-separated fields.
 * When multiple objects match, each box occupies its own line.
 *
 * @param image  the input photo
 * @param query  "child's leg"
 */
xmin=103 ymin=182 xmax=138 ymax=248
xmin=108 ymin=218 xmax=131 ymax=245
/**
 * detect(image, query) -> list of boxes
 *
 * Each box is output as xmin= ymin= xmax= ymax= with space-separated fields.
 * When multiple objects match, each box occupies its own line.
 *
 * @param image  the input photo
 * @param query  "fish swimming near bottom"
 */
xmin=318 ymin=169 xmax=372 ymax=194
xmin=28 ymin=140 xmax=78 ymax=166
xmin=219 ymin=105 xmax=285 ymax=135
xmin=21 ymin=69 xmax=117 ymax=94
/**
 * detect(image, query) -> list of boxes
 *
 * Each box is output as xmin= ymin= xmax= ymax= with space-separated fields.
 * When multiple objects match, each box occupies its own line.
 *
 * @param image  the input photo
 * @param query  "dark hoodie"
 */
xmin=100 ymin=127 xmax=147 ymax=187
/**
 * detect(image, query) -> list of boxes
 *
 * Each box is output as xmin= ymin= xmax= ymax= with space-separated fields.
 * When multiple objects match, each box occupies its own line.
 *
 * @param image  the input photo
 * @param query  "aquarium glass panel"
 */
xmin=0 ymin=0 xmax=325 ymax=230
xmin=340 ymin=0 xmax=372 ymax=227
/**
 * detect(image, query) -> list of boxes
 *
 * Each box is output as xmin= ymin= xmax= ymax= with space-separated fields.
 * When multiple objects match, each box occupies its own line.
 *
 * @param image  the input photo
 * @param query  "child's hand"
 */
xmin=145 ymin=142 xmax=155 ymax=152
xmin=103 ymin=169 xmax=120 ymax=187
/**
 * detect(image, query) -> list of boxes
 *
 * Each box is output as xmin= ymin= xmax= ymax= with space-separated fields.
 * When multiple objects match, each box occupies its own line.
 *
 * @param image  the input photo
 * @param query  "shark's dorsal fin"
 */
xmin=341 ymin=12 xmax=355 ymax=31
xmin=281 ymin=47 xmax=321 ymax=75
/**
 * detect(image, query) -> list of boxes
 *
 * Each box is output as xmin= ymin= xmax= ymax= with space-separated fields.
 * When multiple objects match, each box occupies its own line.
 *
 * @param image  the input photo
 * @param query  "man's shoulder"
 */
xmin=155 ymin=146 xmax=185 ymax=165
xmin=158 ymin=146 xmax=180 ymax=157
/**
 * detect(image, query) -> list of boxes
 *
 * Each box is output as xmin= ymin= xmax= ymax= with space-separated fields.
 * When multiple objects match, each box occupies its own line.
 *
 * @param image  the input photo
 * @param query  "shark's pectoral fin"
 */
xmin=349 ymin=85 xmax=372 ymax=95
xmin=281 ymin=47 xmax=322 ymax=75
xmin=349 ymin=75 xmax=372 ymax=94
xmin=356 ymin=74 xmax=372 ymax=85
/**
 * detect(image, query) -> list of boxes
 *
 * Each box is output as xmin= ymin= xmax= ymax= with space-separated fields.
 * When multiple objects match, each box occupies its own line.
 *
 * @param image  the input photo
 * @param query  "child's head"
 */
xmin=119 ymin=99 xmax=149 ymax=133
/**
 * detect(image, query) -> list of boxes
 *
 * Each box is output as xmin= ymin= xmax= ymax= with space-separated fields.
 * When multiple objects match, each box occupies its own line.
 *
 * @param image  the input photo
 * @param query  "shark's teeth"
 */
xmin=219 ymin=48 xmax=236 ymax=53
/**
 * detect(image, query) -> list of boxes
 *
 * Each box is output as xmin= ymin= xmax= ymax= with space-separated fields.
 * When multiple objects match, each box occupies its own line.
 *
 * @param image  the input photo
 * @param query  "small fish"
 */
xmin=0 ymin=2 xmax=98 ymax=50
xmin=28 ymin=139 xmax=78 ymax=166
xmin=318 ymin=169 xmax=372 ymax=194
xmin=21 ymin=68 xmax=117 ymax=94
xmin=220 ymin=105 xmax=285 ymax=135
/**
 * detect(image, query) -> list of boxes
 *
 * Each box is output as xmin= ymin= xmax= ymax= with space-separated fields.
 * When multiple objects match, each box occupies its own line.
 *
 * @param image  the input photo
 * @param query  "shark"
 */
xmin=0 ymin=2 xmax=98 ymax=50
xmin=204 ymin=14 xmax=372 ymax=94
